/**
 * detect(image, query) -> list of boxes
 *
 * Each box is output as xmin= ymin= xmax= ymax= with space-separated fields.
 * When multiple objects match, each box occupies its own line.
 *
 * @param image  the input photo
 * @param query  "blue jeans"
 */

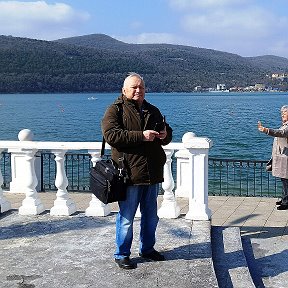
xmin=114 ymin=184 xmax=159 ymax=259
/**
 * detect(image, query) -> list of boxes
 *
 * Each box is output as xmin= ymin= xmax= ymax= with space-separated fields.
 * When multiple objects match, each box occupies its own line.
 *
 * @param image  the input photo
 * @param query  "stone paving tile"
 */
xmin=267 ymin=215 xmax=288 ymax=223
xmin=211 ymin=218 xmax=227 ymax=226
xmin=223 ymin=220 xmax=247 ymax=227
xmin=253 ymin=207 xmax=274 ymax=215
xmin=265 ymin=220 xmax=288 ymax=227
xmin=223 ymin=216 xmax=252 ymax=226
xmin=242 ymin=219 xmax=268 ymax=227
xmin=233 ymin=208 xmax=258 ymax=215
xmin=247 ymin=214 xmax=273 ymax=222
xmin=223 ymin=199 xmax=245 ymax=205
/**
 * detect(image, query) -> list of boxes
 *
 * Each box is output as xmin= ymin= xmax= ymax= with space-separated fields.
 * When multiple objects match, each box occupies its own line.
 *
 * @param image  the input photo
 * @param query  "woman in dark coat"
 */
xmin=258 ymin=105 xmax=288 ymax=210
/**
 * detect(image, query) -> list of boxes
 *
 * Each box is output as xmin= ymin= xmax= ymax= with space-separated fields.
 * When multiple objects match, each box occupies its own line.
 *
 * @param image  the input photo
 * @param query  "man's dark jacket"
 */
xmin=101 ymin=95 xmax=173 ymax=185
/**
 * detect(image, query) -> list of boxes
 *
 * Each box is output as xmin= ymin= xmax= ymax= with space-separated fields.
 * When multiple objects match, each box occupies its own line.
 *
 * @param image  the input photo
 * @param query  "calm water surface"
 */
xmin=0 ymin=92 xmax=287 ymax=160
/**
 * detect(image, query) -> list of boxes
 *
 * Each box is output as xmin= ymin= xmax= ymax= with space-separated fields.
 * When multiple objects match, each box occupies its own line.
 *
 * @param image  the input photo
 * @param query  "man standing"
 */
xmin=101 ymin=72 xmax=173 ymax=269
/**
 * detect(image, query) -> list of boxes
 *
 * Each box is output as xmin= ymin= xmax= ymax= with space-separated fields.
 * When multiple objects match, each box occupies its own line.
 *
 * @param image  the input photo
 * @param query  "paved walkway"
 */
xmin=1 ymin=192 xmax=288 ymax=288
xmin=4 ymin=192 xmax=288 ymax=239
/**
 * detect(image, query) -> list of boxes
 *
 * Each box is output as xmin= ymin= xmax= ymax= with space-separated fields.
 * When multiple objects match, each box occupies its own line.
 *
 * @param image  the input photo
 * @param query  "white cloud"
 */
xmin=181 ymin=8 xmax=274 ymax=38
xmin=169 ymin=0 xmax=248 ymax=10
xmin=0 ymin=1 xmax=90 ymax=39
xmin=167 ymin=0 xmax=288 ymax=57
xmin=117 ymin=33 xmax=180 ymax=44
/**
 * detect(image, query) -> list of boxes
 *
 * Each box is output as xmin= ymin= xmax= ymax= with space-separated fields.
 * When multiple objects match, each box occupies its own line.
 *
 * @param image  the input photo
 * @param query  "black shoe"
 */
xmin=139 ymin=250 xmax=165 ymax=261
xmin=115 ymin=257 xmax=136 ymax=269
xmin=276 ymin=200 xmax=282 ymax=205
xmin=277 ymin=204 xmax=288 ymax=210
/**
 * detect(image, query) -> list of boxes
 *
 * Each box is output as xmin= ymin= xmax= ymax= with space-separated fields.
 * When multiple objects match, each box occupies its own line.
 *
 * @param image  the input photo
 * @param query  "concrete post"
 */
xmin=9 ymin=129 xmax=41 ymax=193
xmin=175 ymin=132 xmax=196 ymax=198
xmin=184 ymin=137 xmax=213 ymax=220
xmin=50 ymin=150 xmax=77 ymax=216
xmin=18 ymin=148 xmax=45 ymax=215
xmin=8 ymin=130 xmax=45 ymax=215
xmin=158 ymin=149 xmax=180 ymax=219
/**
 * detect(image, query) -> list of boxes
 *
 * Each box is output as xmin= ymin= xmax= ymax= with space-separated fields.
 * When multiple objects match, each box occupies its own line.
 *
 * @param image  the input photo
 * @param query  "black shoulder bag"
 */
xmin=89 ymin=138 xmax=128 ymax=204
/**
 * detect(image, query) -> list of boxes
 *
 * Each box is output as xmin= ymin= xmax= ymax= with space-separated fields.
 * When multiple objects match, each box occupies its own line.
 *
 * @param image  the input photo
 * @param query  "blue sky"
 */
xmin=0 ymin=0 xmax=288 ymax=58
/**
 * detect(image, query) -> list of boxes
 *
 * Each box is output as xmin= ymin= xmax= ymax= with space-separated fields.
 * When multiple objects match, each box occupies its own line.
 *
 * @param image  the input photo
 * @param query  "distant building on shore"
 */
xmin=216 ymin=84 xmax=227 ymax=91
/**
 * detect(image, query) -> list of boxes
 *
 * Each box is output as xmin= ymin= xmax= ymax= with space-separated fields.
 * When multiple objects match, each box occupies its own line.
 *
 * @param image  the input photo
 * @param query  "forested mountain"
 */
xmin=0 ymin=34 xmax=287 ymax=93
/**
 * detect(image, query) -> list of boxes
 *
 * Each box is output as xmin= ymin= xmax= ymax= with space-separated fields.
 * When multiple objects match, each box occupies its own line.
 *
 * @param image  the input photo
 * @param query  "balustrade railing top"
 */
xmin=0 ymin=140 xmax=184 ymax=151
xmin=0 ymin=130 xmax=212 ymax=221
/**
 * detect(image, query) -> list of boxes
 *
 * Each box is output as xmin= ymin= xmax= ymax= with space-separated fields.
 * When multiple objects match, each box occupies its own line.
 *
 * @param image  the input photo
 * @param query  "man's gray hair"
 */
xmin=281 ymin=105 xmax=288 ymax=113
xmin=123 ymin=72 xmax=144 ymax=88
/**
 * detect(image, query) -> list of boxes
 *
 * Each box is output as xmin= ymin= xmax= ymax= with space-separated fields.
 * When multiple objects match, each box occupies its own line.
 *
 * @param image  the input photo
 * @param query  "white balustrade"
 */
xmin=174 ymin=132 xmax=196 ymax=198
xmin=0 ymin=129 xmax=213 ymax=220
xmin=7 ymin=129 xmax=45 ymax=215
xmin=18 ymin=148 xmax=45 ymax=215
xmin=0 ymin=148 xmax=11 ymax=213
xmin=50 ymin=150 xmax=77 ymax=216
xmin=183 ymin=137 xmax=213 ymax=220
xmin=9 ymin=129 xmax=40 ymax=193
xmin=158 ymin=149 xmax=180 ymax=218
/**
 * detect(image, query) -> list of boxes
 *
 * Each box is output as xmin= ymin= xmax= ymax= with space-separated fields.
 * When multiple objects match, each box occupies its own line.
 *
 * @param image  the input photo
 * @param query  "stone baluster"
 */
xmin=50 ymin=150 xmax=77 ymax=216
xmin=175 ymin=132 xmax=196 ymax=198
xmin=9 ymin=129 xmax=42 ymax=193
xmin=86 ymin=150 xmax=111 ymax=216
xmin=184 ymin=137 xmax=213 ymax=220
xmin=18 ymin=149 xmax=45 ymax=215
xmin=10 ymin=129 xmax=45 ymax=215
xmin=158 ymin=149 xmax=180 ymax=218
xmin=0 ymin=149 xmax=11 ymax=213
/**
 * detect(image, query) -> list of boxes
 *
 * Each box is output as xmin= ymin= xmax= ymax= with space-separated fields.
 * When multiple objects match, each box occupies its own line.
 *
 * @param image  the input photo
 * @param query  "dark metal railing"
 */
xmin=0 ymin=152 xmax=282 ymax=198
xmin=0 ymin=152 xmax=11 ymax=189
xmin=41 ymin=152 xmax=92 ymax=192
xmin=208 ymin=158 xmax=282 ymax=197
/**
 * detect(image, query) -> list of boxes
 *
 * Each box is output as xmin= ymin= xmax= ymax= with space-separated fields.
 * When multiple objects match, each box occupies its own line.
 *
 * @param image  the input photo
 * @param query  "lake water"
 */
xmin=0 ymin=92 xmax=287 ymax=160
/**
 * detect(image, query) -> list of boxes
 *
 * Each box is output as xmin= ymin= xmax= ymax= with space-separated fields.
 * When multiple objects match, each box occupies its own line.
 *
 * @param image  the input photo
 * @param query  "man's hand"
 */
xmin=143 ymin=126 xmax=167 ymax=141
xmin=143 ymin=130 xmax=159 ymax=141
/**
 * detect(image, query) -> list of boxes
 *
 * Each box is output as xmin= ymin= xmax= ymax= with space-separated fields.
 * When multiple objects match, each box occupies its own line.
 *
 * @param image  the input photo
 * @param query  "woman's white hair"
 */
xmin=281 ymin=105 xmax=288 ymax=113
xmin=123 ymin=72 xmax=144 ymax=88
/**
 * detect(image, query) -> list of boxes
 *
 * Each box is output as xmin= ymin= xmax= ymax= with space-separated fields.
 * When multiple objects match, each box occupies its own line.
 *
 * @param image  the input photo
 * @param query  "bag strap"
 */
xmin=102 ymin=103 xmax=125 ymax=171
xmin=101 ymin=136 xmax=106 ymax=157
xmin=101 ymin=137 xmax=125 ymax=173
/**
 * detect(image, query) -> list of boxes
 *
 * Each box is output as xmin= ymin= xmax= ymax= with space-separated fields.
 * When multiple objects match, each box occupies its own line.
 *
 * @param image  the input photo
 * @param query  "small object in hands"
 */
xmin=154 ymin=116 xmax=166 ymax=132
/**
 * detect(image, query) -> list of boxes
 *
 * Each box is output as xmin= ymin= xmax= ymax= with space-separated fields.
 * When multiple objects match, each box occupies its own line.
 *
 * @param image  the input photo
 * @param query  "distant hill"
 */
xmin=246 ymin=55 xmax=288 ymax=71
xmin=0 ymin=33 xmax=287 ymax=93
xmin=55 ymin=34 xmax=130 ymax=50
